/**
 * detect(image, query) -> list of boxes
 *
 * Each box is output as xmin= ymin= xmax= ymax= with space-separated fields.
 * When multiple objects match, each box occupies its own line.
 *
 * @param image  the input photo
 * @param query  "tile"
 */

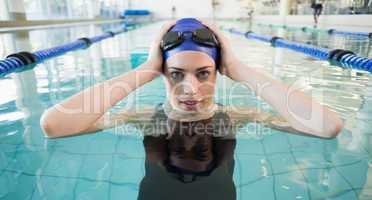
xmin=262 ymin=133 xmax=291 ymax=154
xmin=303 ymin=168 xmax=358 ymax=200
xmin=110 ymin=183 xmax=140 ymax=200
xmin=240 ymin=176 xmax=275 ymax=200
xmin=4 ymin=148 xmax=48 ymax=174
xmin=84 ymin=133 xmax=118 ymax=154
xmin=235 ymin=154 xmax=272 ymax=182
xmin=286 ymin=134 xmax=330 ymax=154
xmin=0 ymin=143 xmax=19 ymax=155
xmin=323 ymin=189 xmax=358 ymax=200
xmin=0 ymin=171 xmax=35 ymax=200
xmin=235 ymin=139 xmax=265 ymax=155
xmin=79 ymin=155 xmax=113 ymax=181
xmin=357 ymin=187 xmax=372 ymax=200
xmin=292 ymin=151 xmax=332 ymax=170
xmin=30 ymin=176 xmax=76 ymax=200
xmin=53 ymin=134 xmax=93 ymax=154
xmin=267 ymin=152 xmax=297 ymax=174
xmin=116 ymin=137 xmax=145 ymax=158
xmin=110 ymin=155 xmax=144 ymax=184
xmin=41 ymin=151 xmax=84 ymax=177
xmin=0 ymin=171 xmax=17 ymax=199
xmin=275 ymin=171 xmax=309 ymax=200
xmin=331 ymin=149 xmax=370 ymax=167
xmin=74 ymin=180 xmax=110 ymax=200
xmin=335 ymin=160 xmax=369 ymax=189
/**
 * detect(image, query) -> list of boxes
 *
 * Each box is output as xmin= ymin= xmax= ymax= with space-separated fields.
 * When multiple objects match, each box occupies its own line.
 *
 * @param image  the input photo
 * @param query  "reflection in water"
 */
xmin=138 ymin=104 xmax=236 ymax=200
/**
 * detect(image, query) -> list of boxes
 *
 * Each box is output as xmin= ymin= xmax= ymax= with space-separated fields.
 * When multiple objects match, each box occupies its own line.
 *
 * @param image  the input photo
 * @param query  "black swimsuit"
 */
xmin=137 ymin=103 xmax=236 ymax=200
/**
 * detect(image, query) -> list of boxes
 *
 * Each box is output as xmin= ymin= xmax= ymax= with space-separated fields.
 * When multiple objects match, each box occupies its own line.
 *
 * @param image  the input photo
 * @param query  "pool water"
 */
xmin=0 ymin=21 xmax=371 ymax=200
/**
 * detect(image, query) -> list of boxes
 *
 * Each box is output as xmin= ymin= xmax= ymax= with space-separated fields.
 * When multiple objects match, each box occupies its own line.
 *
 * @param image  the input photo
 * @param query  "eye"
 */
xmin=170 ymin=71 xmax=184 ymax=81
xmin=196 ymin=70 xmax=210 ymax=80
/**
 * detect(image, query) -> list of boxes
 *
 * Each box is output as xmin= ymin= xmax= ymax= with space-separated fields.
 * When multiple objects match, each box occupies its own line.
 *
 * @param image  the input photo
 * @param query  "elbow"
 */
xmin=322 ymin=118 xmax=344 ymax=139
xmin=40 ymin=115 xmax=57 ymax=139
xmin=40 ymin=110 xmax=95 ymax=138
xmin=40 ymin=112 xmax=62 ymax=139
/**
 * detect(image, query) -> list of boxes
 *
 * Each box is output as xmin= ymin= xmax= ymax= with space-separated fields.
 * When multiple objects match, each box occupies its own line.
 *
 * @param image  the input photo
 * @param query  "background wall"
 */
xmin=129 ymin=0 xmax=214 ymax=19
xmin=1 ymin=0 xmax=371 ymax=30
xmin=128 ymin=0 xmax=253 ymax=19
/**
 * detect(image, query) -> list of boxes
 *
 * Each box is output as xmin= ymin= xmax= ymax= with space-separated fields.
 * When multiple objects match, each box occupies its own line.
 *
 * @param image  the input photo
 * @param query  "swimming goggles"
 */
xmin=160 ymin=28 xmax=220 ymax=51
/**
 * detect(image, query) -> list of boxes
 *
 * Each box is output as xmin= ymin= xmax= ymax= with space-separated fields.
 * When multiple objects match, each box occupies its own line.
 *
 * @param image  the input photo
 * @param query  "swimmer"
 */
xmin=40 ymin=18 xmax=343 ymax=139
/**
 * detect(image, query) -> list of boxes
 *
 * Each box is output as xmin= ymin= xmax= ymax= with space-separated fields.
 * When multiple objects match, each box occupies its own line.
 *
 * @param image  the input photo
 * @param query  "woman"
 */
xmin=40 ymin=18 xmax=343 ymax=139
xmin=39 ymin=18 xmax=343 ymax=199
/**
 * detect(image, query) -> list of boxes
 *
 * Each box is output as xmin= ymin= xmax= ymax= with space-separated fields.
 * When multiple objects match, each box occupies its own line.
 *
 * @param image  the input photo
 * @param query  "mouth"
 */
xmin=179 ymin=100 xmax=201 ymax=110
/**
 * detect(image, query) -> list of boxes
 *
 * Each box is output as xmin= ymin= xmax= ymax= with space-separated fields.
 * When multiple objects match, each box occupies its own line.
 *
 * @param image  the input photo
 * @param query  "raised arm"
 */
xmin=40 ymin=21 xmax=176 ymax=138
xmin=203 ymin=21 xmax=343 ymax=139
xmin=225 ymin=106 xmax=322 ymax=138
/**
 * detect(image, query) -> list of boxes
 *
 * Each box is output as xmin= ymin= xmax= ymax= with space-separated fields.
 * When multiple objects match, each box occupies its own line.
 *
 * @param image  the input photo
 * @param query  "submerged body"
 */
xmin=138 ymin=103 xmax=236 ymax=200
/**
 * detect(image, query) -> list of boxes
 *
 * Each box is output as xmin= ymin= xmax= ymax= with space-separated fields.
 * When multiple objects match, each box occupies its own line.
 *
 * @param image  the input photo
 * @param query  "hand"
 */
xmin=199 ymin=20 xmax=239 ymax=76
xmin=145 ymin=20 xmax=176 ymax=73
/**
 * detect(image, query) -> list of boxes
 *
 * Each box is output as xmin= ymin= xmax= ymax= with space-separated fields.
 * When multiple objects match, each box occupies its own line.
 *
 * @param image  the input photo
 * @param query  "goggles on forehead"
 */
xmin=160 ymin=28 xmax=220 ymax=52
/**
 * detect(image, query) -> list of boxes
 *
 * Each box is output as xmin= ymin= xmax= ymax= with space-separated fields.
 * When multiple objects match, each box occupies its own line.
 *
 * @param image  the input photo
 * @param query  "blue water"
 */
xmin=0 ymin=21 xmax=371 ymax=200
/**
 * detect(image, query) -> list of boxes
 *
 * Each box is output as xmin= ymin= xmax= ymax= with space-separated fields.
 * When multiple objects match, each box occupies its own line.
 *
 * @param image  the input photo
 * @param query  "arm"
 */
xmin=225 ymin=63 xmax=343 ymax=138
xmin=203 ymin=21 xmax=343 ymax=139
xmin=78 ymin=107 xmax=156 ymax=134
xmin=225 ymin=106 xmax=320 ymax=137
xmin=40 ymin=21 xmax=176 ymax=138
xmin=40 ymin=63 xmax=159 ymax=138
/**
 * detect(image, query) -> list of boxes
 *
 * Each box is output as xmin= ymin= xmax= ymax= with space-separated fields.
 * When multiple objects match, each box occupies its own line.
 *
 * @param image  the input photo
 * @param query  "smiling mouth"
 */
xmin=179 ymin=100 xmax=202 ymax=109
xmin=181 ymin=100 xmax=199 ymax=106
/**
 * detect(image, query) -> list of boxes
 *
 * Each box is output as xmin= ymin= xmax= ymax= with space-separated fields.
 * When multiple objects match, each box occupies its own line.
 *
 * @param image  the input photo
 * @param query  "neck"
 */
xmin=163 ymin=100 xmax=217 ymax=122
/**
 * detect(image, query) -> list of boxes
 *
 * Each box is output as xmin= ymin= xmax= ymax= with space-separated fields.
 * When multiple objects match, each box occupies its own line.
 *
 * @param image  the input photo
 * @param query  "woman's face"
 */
xmin=163 ymin=51 xmax=217 ymax=112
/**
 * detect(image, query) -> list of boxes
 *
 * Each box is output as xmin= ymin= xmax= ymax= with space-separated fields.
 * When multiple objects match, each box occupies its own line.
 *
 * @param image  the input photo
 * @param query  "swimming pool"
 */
xmin=0 ymin=21 xmax=371 ymax=200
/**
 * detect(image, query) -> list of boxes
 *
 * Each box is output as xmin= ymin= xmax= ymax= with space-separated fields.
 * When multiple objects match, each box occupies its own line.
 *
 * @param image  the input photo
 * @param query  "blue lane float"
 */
xmin=122 ymin=9 xmax=151 ymax=16
xmin=224 ymin=28 xmax=372 ymax=73
xmin=256 ymin=22 xmax=372 ymax=39
xmin=327 ymin=29 xmax=372 ymax=38
xmin=0 ymin=26 xmax=129 ymax=78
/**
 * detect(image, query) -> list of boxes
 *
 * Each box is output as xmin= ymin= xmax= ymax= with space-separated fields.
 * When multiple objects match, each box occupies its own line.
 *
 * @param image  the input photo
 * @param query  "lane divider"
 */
xmin=0 ymin=23 xmax=144 ymax=78
xmin=256 ymin=23 xmax=372 ymax=38
xmin=224 ymin=27 xmax=372 ymax=73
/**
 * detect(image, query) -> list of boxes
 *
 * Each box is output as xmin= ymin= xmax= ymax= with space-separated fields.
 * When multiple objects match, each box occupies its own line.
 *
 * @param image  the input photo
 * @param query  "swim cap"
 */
xmin=163 ymin=18 xmax=219 ymax=64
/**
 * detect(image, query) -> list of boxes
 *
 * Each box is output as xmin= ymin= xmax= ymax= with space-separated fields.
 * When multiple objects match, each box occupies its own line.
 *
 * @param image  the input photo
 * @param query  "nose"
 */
xmin=182 ymin=74 xmax=199 ymax=95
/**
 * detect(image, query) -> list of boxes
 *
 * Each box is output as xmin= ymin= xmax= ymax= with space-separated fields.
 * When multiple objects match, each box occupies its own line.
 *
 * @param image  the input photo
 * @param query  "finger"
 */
xmin=199 ymin=19 xmax=218 ymax=32
xmin=156 ymin=21 xmax=176 ymax=40
xmin=160 ymin=21 xmax=176 ymax=33
xmin=199 ymin=20 xmax=226 ymax=41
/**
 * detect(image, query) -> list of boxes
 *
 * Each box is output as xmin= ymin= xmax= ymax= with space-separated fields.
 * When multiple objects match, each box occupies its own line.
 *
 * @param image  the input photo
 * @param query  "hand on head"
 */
xmin=146 ymin=20 xmax=176 ymax=73
xmin=198 ymin=19 xmax=238 ymax=76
